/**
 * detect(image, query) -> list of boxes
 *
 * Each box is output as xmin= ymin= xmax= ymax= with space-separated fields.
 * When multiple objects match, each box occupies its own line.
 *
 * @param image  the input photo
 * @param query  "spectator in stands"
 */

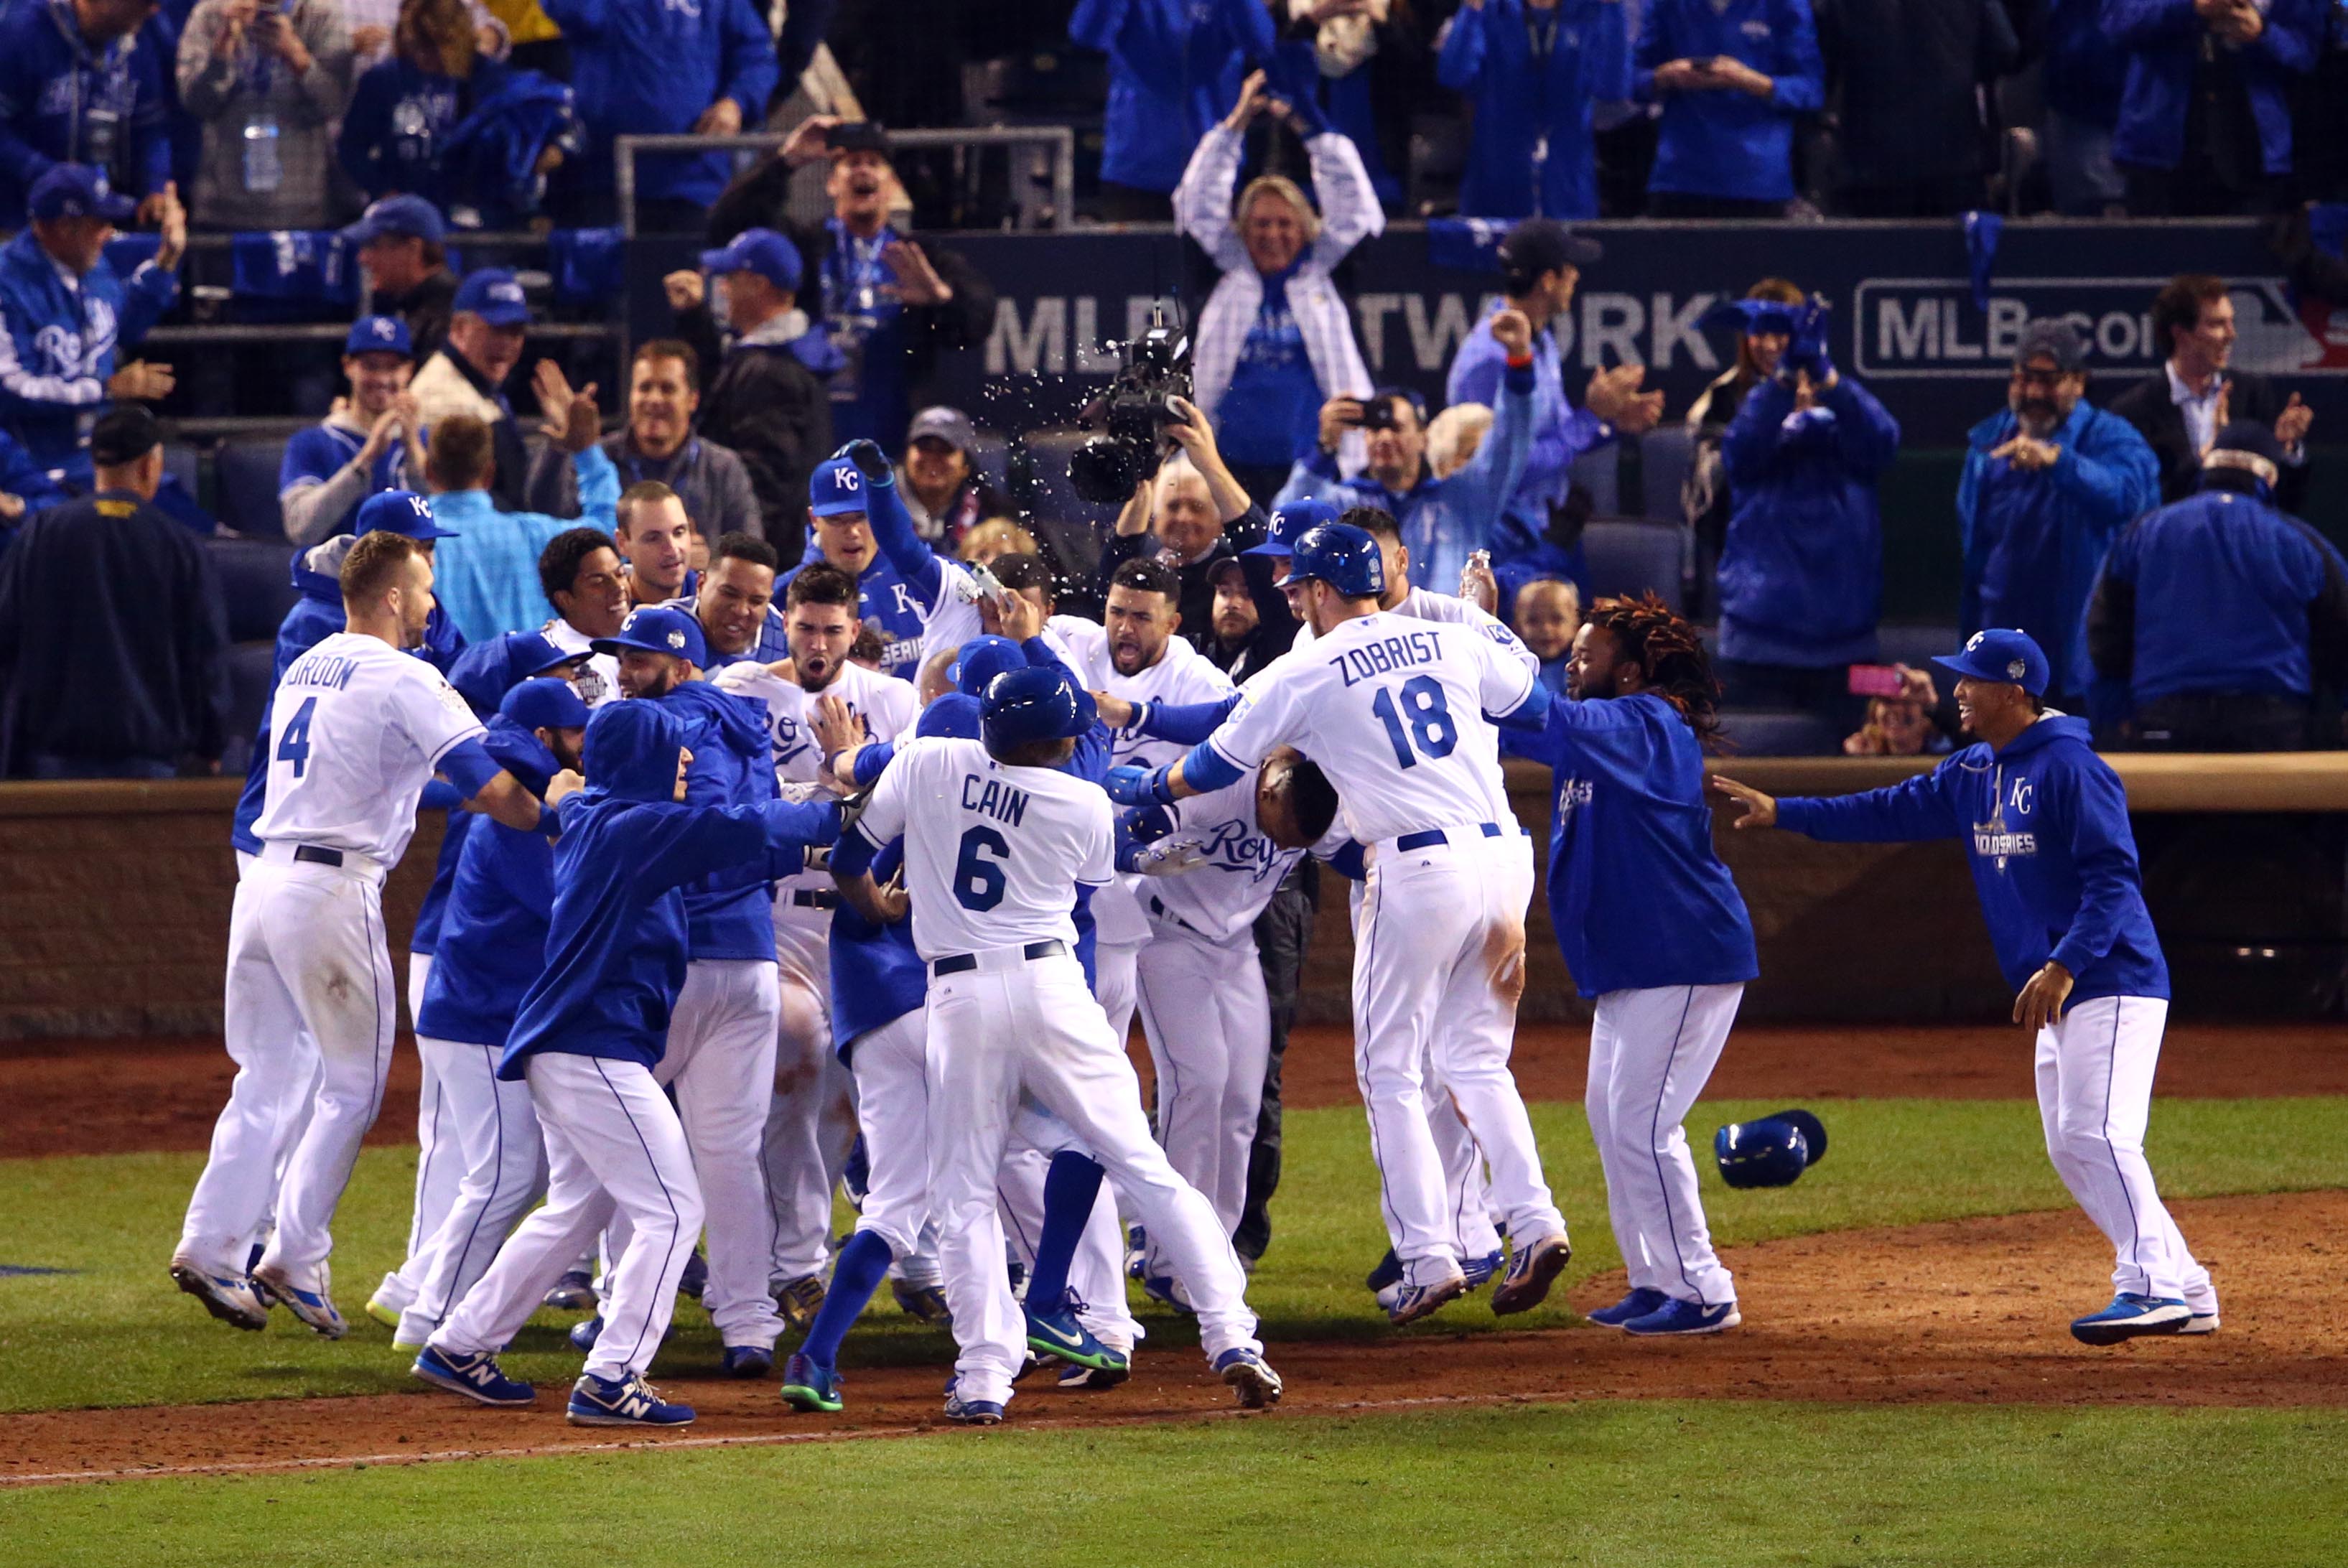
xmin=1841 ymin=666 xmax=1952 ymax=755
xmin=1280 ymin=312 xmax=1539 ymax=599
xmin=345 ymin=195 xmax=459 ymax=362
xmin=535 ymin=525 xmax=628 ymax=701
xmin=674 ymin=529 xmax=786 ymax=670
xmin=531 ymin=338 xmax=763 ymax=544
xmin=2041 ymin=0 xmax=2131 ymax=215
xmin=543 ymin=0 xmax=775 ymax=231
xmin=177 ymin=0 xmax=353 ymax=232
xmin=1957 ymin=319 xmax=2159 ymax=706
xmin=709 ymin=118 xmax=996 ymax=456
xmin=1817 ymin=0 xmax=2018 ymax=216
xmin=2088 ymin=420 xmax=2348 ymax=751
xmin=1714 ymin=297 xmax=1901 ymax=726
xmin=0 ymin=429 xmax=65 ymax=541
xmin=281 ymin=315 xmax=424 ymax=546
xmin=615 ymin=480 xmax=694 ymax=608
xmin=1177 ymin=70 xmax=1384 ymax=505
xmin=2109 ymin=273 xmax=2314 ymax=513
xmin=423 ymin=404 xmax=616 ymax=641
xmin=345 ymin=0 xmax=508 ymax=70
xmin=0 ymin=406 xmax=225 ymax=778
xmin=1631 ymin=0 xmax=1824 ymax=216
xmin=957 ymin=518 xmax=1039 ymax=569
xmin=1201 ymin=554 xmax=1283 ymax=681
xmin=1266 ymin=0 xmax=1425 ymax=209
xmin=0 ymin=166 xmax=185 ymax=501
xmin=2108 ymin=0 xmax=2322 ymax=216
xmin=663 ymin=229 xmax=831 ymax=559
xmin=1437 ymin=0 xmax=1631 ymax=221
xmin=1448 ymin=220 xmax=1660 ymax=591
xmin=0 ymin=0 xmax=180 ymax=229
xmin=1068 ymin=0 xmax=1275 ymax=219
xmin=339 ymin=0 xmax=509 ymax=213
xmin=409 ymin=267 xmax=571 ymax=515
xmin=898 ymin=406 xmax=1007 ymax=549
xmin=1511 ymin=575 xmax=1580 ymax=694
xmin=1684 ymin=276 xmax=1806 ymax=610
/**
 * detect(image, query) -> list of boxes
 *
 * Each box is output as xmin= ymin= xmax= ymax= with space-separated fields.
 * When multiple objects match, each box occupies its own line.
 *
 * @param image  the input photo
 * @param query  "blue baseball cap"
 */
xmin=592 ymin=605 xmax=708 ymax=668
xmin=951 ymin=635 xmax=1026 ymax=698
xmin=500 ymin=676 xmax=592 ymax=732
xmin=355 ymin=490 xmax=460 ymax=541
xmin=809 ymin=457 xmax=870 ymax=518
xmin=344 ymin=314 xmax=413 ymax=358
xmin=29 ymin=164 xmax=134 ymax=223
xmin=452 ymin=269 xmax=531 ymax=328
xmin=1933 ymin=629 xmax=2049 ymax=697
xmin=1247 ymin=497 xmax=1337 ymax=559
xmin=506 ymin=629 xmax=580 ymax=678
xmin=341 ymin=194 xmax=448 ymax=248
xmin=699 ymin=227 xmax=802 ymax=293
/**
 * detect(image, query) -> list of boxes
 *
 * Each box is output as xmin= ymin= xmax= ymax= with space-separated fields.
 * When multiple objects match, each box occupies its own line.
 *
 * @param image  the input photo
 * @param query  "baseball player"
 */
xmin=783 ymin=453 xmax=982 ymax=682
xmin=846 ymin=664 xmax=1281 ymax=1422
xmin=413 ymin=700 xmax=842 ymax=1426
xmin=715 ymin=561 xmax=919 ymax=1329
xmin=1110 ymin=522 xmax=1572 ymax=1325
xmin=1505 ymin=594 xmax=1758 ymax=1335
xmin=536 ymin=528 xmax=631 ymax=708
xmin=1289 ymin=510 xmax=1538 ymax=675
xmin=1715 ymin=630 xmax=2218 ymax=1345
xmin=172 ymin=526 xmax=544 ymax=1335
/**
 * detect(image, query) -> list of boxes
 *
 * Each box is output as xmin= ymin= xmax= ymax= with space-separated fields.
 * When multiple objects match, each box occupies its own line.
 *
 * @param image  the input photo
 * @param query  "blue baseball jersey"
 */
xmin=414 ymin=720 xmax=561 ymax=1046
xmin=279 ymin=421 xmax=409 ymax=539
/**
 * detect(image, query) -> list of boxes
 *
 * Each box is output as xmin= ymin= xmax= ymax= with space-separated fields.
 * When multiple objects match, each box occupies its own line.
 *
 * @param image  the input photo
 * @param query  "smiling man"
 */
xmin=541 ymin=340 xmax=760 ymax=546
xmin=673 ymin=531 xmax=786 ymax=671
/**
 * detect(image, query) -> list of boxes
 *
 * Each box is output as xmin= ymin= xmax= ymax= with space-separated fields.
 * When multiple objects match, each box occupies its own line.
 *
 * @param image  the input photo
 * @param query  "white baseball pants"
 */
xmin=430 ymin=1052 xmax=704 ymax=1384
xmin=376 ymin=953 xmax=460 ymax=1317
xmin=928 ymin=949 xmax=1258 ymax=1408
xmin=764 ymin=915 xmax=857 ymax=1283
xmin=392 ymin=1036 xmax=545 ymax=1346
xmin=661 ymin=958 xmax=786 ymax=1349
xmin=1352 ymin=831 xmax=1562 ymax=1287
xmin=1427 ymin=1074 xmax=1504 ymax=1263
xmin=996 ymin=1114 xmax=1145 ymax=1354
xmin=182 ymin=853 xmax=395 ymax=1289
xmin=1586 ymin=983 xmax=1743 ymax=1308
xmin=2035 ymin=995 xmax=2214 ymax=1309
xmin=1095 ymin=938 xmax=1142 ymax=1045
xmin=846 ymin=1009 xmax=933 ymax=1264
xmin=1135 ymin=921 xmax=1269 ymax=1238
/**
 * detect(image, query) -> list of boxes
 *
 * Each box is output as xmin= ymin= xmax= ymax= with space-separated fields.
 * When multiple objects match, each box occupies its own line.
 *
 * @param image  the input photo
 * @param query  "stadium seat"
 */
xmin=1580 ymin=519 xmax=1685 ymax=612
xmin=162 ymin=443 xmax=200 ymax=504
xmin=223 ymin=639 xmax=278 ymax=767
xmin=1715 ymin=709 xmax=1842 ymax=757
xmin=215 ymin=437 xmax=290 ymax=540
xmin=1639 ymin=425 xmax=1694 ymax=523
xmin=1567 ymin=442 xmax=1618 ymax=515
xmin=208 ymin=538 xmax=300 ymax=643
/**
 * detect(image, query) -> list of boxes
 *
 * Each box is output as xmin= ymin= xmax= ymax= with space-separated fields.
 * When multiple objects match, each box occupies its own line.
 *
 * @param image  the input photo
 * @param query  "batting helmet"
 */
xmin=1285 ymin=522 xmax=1384 ymax=599
xmin=981 ymin=666 xmax=1096 ymax=752
xmin=1713 ymin=1109 xmax=1825 ymax=1189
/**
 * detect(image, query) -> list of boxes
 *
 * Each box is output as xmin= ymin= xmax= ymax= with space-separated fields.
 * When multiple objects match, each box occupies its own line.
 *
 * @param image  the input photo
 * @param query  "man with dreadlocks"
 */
xmin=1504 ymin=592 xmax=1759 ymax=1337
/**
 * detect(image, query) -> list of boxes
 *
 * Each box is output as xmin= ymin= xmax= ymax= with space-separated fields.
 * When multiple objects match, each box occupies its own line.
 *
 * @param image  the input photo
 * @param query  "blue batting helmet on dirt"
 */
xmin=1714 ymin=1108 xmax=1827 ymax=1189
xmin=981 ymin=666 xmax=1096 ymax=753
xmin=1284 ymin=522 xmax=1385 ymax=599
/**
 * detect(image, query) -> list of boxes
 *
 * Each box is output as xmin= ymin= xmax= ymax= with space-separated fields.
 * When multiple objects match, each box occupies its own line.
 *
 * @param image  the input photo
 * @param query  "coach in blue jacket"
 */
xmin=0 ymin=0 xmax=179 ymax=228
xmin=2087 ymin=421 xmax=2348 ymax=751
xmin=1631 ymin=0 xmax=1823 ymax=215
xmin=1957 ymin=319 xmax=2159 ymax=706
xmin=1437 ymin=0 xmax=1630 ymax=222
xmin=1715 ymin=627 xmax=2218 ymax=1348
xmin=2105 ymin=0 xmax=2322 ymax=215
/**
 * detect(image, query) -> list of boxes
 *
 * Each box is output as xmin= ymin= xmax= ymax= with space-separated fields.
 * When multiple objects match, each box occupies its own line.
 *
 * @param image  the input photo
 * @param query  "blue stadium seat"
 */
xmin=215 ymin=437 xmax=290 ymax=540
xmin=208 ymin=538 xmax=299 ymax=643
xmin=1878 ymin=625 xmax=1964 ymax=671
xmin=1639 ymin=425 xmax=1694 ymax=523
xmin=1580 ymin=519 xmax=1684 ymax=612
xmin=223 ymin=639 xmax=279 ymax=768
xmin=162 ymin=443 xmax=200 ymax=504
xmin=1567 ymin=442 xmax=1618 ymax=515
xmin=1716 ymin=709 xmax=1842 ymax=757
xmin=971 ymin=427 xmax=1011 ymax=498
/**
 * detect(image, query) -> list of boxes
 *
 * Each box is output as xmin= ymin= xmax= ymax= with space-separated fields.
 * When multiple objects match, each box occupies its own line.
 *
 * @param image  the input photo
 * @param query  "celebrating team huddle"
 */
xmin=167 ymin=434 xmax=2217 ymax=1429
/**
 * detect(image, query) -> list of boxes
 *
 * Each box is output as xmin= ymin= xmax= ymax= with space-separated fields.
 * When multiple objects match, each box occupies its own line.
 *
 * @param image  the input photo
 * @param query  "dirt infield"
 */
xmin=4 ymin=1190 xmax=2342 ymax=1486
xmin=6 ymin=1022 xmax=2342 ymax=1160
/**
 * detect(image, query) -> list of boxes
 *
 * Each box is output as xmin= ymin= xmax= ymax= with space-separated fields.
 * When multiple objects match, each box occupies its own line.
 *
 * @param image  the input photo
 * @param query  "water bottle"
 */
xmin=242 ymin=114 xmax=283 ymax=195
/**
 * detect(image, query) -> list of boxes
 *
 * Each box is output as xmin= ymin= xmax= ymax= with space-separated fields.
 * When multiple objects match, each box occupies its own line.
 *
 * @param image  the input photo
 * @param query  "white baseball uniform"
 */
xmin=181 ymin=633 xmax=488 ymax=1292
xmin=1290 ymin=585 xmax=1541 ymax=674
xmin=1203 ymin=611 xmax=1563 ymax=1288
xmin=854 ymin=737 xmax=1261 ymax=1409
xmin=541 ymin=617 xmax=622 ymax=708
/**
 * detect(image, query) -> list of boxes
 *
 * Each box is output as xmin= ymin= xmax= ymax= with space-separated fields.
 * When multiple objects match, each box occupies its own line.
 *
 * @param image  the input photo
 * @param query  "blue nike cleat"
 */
xmin=1212 ymin=1346 xmax=1283 ymax=1409
xmin=569 ymin=1314 xmax=602 ymax=1353
xmin=2070 ymin=1293 xmax=2191 ymax=1346
xmin=168 ymin=1257 xmax=269 ymax=1331
xmin=1623 ymin=1297 xmax=1741 ymax=1336
xmin=1585 ymin=1288 xmax=1669 ymax=1327
xmin=412 ymin=1345 xmax=536 ymax=1406
xmin=1491 ymin=1233 xmax=1572 ymax=1316
xmin=1461 ymin=1249 xmax=1505 ymax=1291
xmin=721 ymin=1343 xmax=774 ymax=1379
xmin=251 ymin=1263 xmax=347 ymax=1339
xmin=781 ymin=1351 xmax=844 ymax=1413
xmin=942 ymin=1378 xmax=1004 ymax=1425
xmin=567 ymin=1372 xmax=694 ymax=1427
xmin=1387 ymin=1268 xmax=1468 ymax=1326
xmin=1058 ymin=1357 xmax=1132 ymax=1390
xmin=1025 ymin=1292 xmax=1130 ymax=1373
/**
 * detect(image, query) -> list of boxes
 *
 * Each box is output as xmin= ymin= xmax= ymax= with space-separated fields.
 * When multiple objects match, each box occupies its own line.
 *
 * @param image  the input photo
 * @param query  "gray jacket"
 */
xmin=528 ymin=429 xmax=762 ymax=541
xmin=176 ymin=0 xmax=353 ymax=232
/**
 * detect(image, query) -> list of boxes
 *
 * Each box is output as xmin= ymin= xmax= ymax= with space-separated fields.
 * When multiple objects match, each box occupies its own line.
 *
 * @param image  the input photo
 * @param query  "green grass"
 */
xmin=4 ymin=1095 xmax=2342 ymax=1416
xmin=4 ymin=1401 xmax=2344 ymax=1567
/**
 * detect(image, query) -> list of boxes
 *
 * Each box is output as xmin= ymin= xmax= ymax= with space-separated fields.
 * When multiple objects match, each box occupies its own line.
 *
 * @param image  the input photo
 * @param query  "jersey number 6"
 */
xmin=1370 ymin=676 xmax=1457 ymax=770
xmin=954 ymin=825 xmax=1010 ymax=911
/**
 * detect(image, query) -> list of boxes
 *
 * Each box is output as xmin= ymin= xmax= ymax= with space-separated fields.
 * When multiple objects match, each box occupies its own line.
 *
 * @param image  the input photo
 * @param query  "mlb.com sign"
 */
xmin=1854 ymin=277 xmax=2348 ymax=378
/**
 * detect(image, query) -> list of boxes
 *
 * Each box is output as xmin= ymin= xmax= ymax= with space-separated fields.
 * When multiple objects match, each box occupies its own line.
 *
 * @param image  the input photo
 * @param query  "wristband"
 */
xmin=1504 ymin=352 xmax=1534 ymax=371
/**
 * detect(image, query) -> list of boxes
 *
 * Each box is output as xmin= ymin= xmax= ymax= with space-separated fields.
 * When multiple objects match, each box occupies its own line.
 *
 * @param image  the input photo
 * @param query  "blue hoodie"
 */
xmin=0 ymin=1 xmax=176 ymax=226
xmin=414 ymin=716 xmax=562 ymax=1047
xmin=1437 ymin=0 xmax=1629 ymax=221
xmin=1502 ymin=691 xmax=1756 ymax=996
xmin=1775 ymin=714 xmax=2168 ymax=1002
xmin=1632 ymin=0 xmax=1824 ymax=204
xmin=500 ymin=701 xmax=839 ymax=1079
xmin=653 ymin=677 xmax=780 ymax=963
xmin=1069 ymin=0 xmax=1274 ymax=194
xmin=2105 ymin=0 xmax=2321 ymax=177
xmin=0 ymin=228 xmax=177 ymax=480
xmin=542 ymin=0 xmax=778 ymax=208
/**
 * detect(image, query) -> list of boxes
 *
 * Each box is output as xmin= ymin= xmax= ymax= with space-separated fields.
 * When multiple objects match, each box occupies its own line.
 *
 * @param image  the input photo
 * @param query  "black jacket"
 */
xmin=1097 ymin=508 xmax=1299 ymax=666
xmin=0 ymin=492 xmax=228 ymax=773
xmin=377 ymin=269 xmax=459 ymax=364
xmin=674 ymin=303 xmax=834 ymax=563
xmin=1818 ymin=0 xmax=2021 ymax=187
xmin=2107 ymin=368 xmax=2312 ymax=515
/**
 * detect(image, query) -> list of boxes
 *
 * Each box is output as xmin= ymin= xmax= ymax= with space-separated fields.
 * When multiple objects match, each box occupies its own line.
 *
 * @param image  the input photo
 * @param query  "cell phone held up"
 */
xmin=1356 ymin=398 xmax=1399 ymax=434
xmin=1847 ymin=663 xmax=1906 ymax=699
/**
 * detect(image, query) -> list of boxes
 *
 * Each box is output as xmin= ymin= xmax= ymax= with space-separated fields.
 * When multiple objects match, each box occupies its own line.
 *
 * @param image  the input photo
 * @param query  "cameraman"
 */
xmin=1097 ymin=396 xmax=1297 ymax=662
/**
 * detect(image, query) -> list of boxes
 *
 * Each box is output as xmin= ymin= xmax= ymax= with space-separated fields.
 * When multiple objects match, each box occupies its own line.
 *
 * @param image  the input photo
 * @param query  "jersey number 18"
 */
xmin=1369 ymin=676 xmax=1456 ymax=769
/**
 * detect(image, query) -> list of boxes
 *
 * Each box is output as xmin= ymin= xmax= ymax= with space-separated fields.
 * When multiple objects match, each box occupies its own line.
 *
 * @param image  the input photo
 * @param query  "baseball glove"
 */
xmin=1257 ymin=745 xmax=1338 ymax=849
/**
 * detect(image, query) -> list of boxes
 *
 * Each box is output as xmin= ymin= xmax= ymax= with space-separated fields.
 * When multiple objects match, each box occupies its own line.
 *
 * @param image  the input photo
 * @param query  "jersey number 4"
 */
xmin=954 ymin=826 xmax=1010 ymax=911
xmin=1370 ymin=676 xmax=1456 ymax=769
xmin=276 ymin=696 xmax=320 ymax=778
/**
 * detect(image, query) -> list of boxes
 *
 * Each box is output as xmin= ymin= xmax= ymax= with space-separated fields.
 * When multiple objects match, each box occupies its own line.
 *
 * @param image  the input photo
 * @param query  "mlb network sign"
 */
xmin=1854 ymin=277 xmax=2348 ymax=379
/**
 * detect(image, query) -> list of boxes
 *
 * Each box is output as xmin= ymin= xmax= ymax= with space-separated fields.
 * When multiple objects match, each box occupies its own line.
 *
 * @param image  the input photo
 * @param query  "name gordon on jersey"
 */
xmin=284 ymin=655 xmax=363 ymax=692
xmin=964 ymin=774 xmax=1032 ymax=826
xmin=1331 ymin=630 xmax=1443 ymax=688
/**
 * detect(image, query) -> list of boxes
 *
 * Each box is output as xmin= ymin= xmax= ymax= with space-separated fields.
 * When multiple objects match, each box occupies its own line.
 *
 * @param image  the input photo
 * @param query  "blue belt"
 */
xmin=1394 ymin=821 xmax=1504 ymax=852
xmin=931 ymin=938 xmax=1066 ymax=978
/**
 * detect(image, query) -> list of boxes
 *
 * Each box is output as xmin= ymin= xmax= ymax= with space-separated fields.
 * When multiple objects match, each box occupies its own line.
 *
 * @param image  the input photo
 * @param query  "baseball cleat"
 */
xmin=2179 ymin=1311 xmax=2220 ymax=1335
xmin=781 ymin=1352 xmax=845 ymax=1413
xmin=1623 ymin=1298 xmax=1741 ymax=1336
xmin=1387 ymin=1269 xmax=1468 ymax=1326
xmin=891 ymin=1279 xmax=953 ymax=1327
xmin=168 ymin=1259 xmax=269 ymax=1331
xmin=411 ymin=1345 xmax=536 ymax=1406
xmin=773 ymin=1273 xmax=826 ymax=1333
xmin=1057 ymin=1357 xmax=1132 ymax=1391
xmin=363 ymin=1292 xmax=403 ymax=1331
xmin=721 ymin=1344 xmax=775 ymax=1379
xmin=569 ymin=1314 xmax=603 ymax=1353
xmin=251 ymin=1264 xmax=347 ymax=1339
xmin=2070 ymin=1294 xmax=2191 ymax=1346
xmin=678 ymin=1249 xmax=709 ymax=1302
xmin=1213 ymin=1347 xmax=1283 ymax=1410
xmin=1585 ymin=1288 xmax=1669 ymax=1327
xmin=1364 ymin=1248 xmax=1404 ymax=1296
xmin=542 ymin=1269 xmax=596 ymax=1311
xmin=1491 ymin=1233 xmax=1573 ymax=1316
xmin=1025 ymin=1293 xmax=1129 ymax=1373
xmin=942 ymin=1379 xmax=1005 ymax=1425
xmin=567 ymin=1372 xmax=694 ymax=1427
xmin=1461 ymin=1249 xmax=1505 ymax=1292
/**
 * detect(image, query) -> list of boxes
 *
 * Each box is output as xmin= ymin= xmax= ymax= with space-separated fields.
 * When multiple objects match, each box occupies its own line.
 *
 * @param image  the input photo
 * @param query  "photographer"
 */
xmin=177 ymin=0 xmax=354 ymax=233
xmin=1096 ymin=396 xmax=1297 ymax=662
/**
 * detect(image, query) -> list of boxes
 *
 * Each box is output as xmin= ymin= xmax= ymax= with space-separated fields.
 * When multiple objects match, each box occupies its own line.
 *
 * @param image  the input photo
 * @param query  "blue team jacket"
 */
xmin=2105 ymin=0 xmax=2322 ymax=176
xmin=1776 ymin=714 xmax=2168 ymax=1002
xmin=542 ymin=0 xmax=778 ymax=207
xmin=656 ymin=678 xmax=780 ymax=963
xmin=0 ymin=1 xmax=176 ymax=225
xmin=1631 ymin=0 xmax=1823 ymax=202
xmin=0 ymin=228 xmax=177 ymax=477
xmin=1502 ymin=691 xmax=1756 ymax=997
xmin=1069 ymin=0 xmax=1273 ymax=194
xmin=1438 ymin=0 xmax=1629 ymax=221
xmin=414 ymin=718 xmax=560 ymax=1047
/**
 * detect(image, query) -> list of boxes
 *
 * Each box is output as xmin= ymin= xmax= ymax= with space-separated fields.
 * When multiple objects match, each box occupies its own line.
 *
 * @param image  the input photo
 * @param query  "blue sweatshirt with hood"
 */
xmin=414 ymin=714 xmax=562 ymax=1047
xmin=653 ymin=676 xmax=780 ymax=963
